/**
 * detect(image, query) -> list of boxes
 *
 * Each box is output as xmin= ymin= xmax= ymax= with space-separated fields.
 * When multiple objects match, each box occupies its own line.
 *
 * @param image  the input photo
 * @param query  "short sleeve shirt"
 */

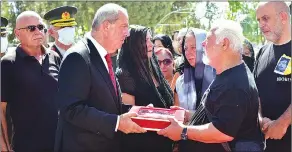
xmin=180 ymin=64 xmax=263 ymax=152
xmin=254 ymin=41 xmax=291 ymax=143
xmin=1 ymin=46 xmax=61 ymax=151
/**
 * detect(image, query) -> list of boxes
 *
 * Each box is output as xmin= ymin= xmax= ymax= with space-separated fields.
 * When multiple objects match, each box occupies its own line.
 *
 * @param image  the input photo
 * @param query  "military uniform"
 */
xmin=51 ymin=43 xmax=65 ymax=60
xmin=1 ymin=17 xmax=9 ymax=55
xmin=1 ymin=17 xmax=8 ymax=33
xmin=44 ymin=6 xmax=78 ymax=59
xmin=1 ymin=17 xmax=14 ymax=151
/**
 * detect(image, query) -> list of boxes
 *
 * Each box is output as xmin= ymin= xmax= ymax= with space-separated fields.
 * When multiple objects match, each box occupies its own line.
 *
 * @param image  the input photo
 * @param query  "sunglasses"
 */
xmin=1 ymin=33 xmax=7 ymax=37
xmin=18 ymin=24 xmax=45 ymax=32
xmin=158 ymin=59 xmax=173 ymax=66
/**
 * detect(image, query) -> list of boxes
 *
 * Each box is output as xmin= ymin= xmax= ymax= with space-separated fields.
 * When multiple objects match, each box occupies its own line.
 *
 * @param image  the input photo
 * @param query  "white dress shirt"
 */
xmin=86 ymin=32 xmax=120 ymax=132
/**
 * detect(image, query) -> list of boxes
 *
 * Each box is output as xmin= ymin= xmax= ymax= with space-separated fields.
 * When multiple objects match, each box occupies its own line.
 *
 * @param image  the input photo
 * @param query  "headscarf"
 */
xmin=175 ymin=28 xmax=216 ymax=112
xmin=243 ymin=39 xmax=255 ymax=72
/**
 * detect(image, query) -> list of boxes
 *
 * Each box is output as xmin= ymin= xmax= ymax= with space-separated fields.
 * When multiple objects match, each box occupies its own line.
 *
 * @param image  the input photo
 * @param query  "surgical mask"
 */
xmin=57 ymin=27 xmax=75 ymax=45
xmin=1 ymin=37 xmax=8 ymax=53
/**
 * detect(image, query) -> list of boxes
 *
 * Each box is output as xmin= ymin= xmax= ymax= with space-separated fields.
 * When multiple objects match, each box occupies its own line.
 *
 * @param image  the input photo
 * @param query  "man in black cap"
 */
xmin=1 ymin=17 xmax=9 ymax=57
xmin=44 ymin=6 xmax=78 ymax=59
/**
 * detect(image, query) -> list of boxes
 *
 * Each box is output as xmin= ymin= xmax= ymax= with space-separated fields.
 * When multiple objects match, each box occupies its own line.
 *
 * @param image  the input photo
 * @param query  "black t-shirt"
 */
xmin=179 ymin=63 xmax=263 ymax=152
xmin=254 ymin=41 xmax=291 ymax=143
xmin=1 ymin=46 xmax=61 ymax=151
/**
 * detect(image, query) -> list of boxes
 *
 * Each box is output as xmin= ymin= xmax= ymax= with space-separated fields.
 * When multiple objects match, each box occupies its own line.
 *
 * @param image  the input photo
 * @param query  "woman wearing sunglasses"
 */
xmin=175 ymin=28 xmax=216 ymax=118
xmin=154 ymin=47 xmax=174 ymax=88
xmin=116 ymin=25 xmax=174 ymax=152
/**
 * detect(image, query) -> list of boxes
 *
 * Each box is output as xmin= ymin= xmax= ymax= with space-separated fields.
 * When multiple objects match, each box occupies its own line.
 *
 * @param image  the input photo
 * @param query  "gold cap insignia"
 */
xmin=61 ymin=12 xmax=70 ymax=20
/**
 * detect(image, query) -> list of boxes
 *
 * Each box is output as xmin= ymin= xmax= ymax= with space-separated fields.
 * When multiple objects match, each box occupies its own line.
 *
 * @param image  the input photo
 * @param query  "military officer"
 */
xmin=1 ymin=17 xmax=9 ymax=57
xmin=44 ymin=6 xmax=78 ymax=59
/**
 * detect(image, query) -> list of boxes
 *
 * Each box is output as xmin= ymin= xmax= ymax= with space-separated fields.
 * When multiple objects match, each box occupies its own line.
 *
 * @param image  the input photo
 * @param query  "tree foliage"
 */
xmin=1 ymin=1 xmax=267 ymax=45
xmin=226 ymin=1 xmax=265 ymax=44
xmin=1 ymin=1 xmax=179 ymax=42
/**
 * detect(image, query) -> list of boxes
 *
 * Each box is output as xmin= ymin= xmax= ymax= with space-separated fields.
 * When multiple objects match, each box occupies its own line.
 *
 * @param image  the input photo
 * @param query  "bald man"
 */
xmin=255 ymin=2 xmax=291 ymax=152
xmin=1 ymin=11 xmax=61 ymax=152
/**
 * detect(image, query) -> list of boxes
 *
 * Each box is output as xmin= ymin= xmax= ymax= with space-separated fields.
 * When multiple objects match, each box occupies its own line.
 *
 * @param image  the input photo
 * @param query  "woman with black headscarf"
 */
xmin=242 ymin=39 xmax=255 ymax=72
xmin=116 ymin=25 xmax=174 ymax=152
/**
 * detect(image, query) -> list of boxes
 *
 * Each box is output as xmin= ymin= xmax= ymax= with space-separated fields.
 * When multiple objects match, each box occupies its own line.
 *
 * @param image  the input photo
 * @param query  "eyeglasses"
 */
xmin=18 ymin=24 xmax=45 ymax=32
xmin=158 ymin=59 xmax=173 ymax=66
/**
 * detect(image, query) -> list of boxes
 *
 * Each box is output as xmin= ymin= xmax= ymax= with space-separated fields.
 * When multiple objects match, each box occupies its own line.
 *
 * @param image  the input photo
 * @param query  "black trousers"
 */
xmin=265 ymin=139 xmax=291 ymax=152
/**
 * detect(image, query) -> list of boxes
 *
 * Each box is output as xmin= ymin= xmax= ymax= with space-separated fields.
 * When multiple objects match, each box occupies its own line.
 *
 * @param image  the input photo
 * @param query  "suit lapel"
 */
xmin=85 ymin=38 xmax=120 ymax=110
xmin=52 ymin=44 xmax=63 ymax=59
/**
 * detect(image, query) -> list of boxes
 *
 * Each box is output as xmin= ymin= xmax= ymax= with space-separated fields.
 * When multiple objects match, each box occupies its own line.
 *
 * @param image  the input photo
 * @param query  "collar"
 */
xmin=54 ymin=44 xmax=66 ymax=56
xmin=17 ymin=44 xmax=49 ymax=58
xmin=86 ymin=32 xmax=108 ymax=57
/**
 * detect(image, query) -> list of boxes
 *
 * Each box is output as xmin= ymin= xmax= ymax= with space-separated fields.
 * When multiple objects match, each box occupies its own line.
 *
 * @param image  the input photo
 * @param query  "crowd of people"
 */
xmin=0 ymin=1 xmax=291 ymax=152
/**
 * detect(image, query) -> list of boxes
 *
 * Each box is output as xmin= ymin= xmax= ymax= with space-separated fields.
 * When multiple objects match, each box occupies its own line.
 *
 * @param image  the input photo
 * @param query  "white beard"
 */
xmin=202 ymin=53 xmax=210 ymax=65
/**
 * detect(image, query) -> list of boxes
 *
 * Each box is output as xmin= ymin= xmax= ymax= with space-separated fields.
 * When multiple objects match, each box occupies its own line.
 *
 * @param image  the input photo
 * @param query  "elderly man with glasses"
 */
xmin=1 ymin=11 xmax=61 ymax=152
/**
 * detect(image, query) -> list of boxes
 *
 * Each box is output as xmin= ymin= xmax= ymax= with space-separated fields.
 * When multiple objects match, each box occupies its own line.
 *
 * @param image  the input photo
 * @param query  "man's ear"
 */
xmin=14 ymin=29 xmax=20 ymax=40
xmin=279 ymin=11 xmax=289 ymax=24
xmin=48 ymin=27 xmax=58 ymax=39
xmin=102 ymin=21 xmax=111 ymax=31
xmin=222 ymin=38 xmax=230 ymax=51
xmin=48 ymin=27 xmax=55 ymax=36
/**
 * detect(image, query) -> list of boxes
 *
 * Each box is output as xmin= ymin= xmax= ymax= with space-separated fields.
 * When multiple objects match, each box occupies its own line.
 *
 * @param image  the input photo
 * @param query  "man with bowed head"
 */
xmin=54 ymin=3 xmax=146 ymax=152
xmin=158 ymin=20 xmax=265 ymax=152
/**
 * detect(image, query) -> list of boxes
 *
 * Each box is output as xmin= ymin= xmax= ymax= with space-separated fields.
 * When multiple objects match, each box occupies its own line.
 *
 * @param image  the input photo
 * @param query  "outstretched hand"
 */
xmin=118 ymin=112 xmax=147 ymax=134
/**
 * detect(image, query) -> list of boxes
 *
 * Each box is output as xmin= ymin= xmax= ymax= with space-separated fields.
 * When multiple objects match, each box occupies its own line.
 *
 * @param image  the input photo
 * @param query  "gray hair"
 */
xmin=211 ymin=19 xmax=244 ymax=54
xmin=92 ymin=3 xmax=128 ymax=29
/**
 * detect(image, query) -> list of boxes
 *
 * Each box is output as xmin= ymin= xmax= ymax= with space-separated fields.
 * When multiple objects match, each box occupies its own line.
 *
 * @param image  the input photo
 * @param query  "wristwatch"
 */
xmin=181 ymin=127 xmax=188 ymax=140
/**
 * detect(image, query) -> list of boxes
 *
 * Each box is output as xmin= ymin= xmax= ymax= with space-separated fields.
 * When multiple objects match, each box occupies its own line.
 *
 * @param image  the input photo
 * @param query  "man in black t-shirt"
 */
xmin=158 ymin=20 xmax=264 ymax=152
xmin=255 ymin=2 xmax=291 ymax=152
xmin=1 ymin=11 xmax=61 ymax=152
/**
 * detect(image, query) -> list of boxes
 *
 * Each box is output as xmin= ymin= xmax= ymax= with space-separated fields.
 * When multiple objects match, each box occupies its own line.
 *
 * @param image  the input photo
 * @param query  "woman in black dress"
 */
xmin=116 ymin=25 xmax=174 ymax=152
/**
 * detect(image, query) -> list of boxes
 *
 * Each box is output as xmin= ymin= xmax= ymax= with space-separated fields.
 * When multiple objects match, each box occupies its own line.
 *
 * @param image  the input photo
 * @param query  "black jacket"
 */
xmin=54 ymin=37 xmax=130 ymax=152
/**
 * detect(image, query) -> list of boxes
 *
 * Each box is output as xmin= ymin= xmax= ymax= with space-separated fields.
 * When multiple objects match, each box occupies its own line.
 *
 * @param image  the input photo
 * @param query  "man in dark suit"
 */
xmin=55 ymin=3 xmax=146 ymax=152
xmin=44 ymin=6 xmax=78 ymax=59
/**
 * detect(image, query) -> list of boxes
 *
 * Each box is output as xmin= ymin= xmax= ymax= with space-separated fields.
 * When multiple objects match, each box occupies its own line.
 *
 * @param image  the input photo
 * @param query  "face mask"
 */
xmin=1 ymin=37 xmax=8 ymax=53
xmin=57 ymin=27 xmax=75 ymax=45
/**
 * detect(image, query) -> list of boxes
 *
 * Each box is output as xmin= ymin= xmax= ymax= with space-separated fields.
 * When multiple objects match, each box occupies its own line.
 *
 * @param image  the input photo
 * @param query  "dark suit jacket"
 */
xmin=55 ymin=37 xmax=129 ymax=152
